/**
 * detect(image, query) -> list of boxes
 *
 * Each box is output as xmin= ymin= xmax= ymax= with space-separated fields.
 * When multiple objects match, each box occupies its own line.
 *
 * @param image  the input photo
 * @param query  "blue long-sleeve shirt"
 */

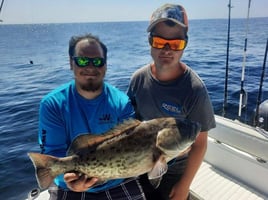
xmin=38 ymin=80 xmax=135 ymax=192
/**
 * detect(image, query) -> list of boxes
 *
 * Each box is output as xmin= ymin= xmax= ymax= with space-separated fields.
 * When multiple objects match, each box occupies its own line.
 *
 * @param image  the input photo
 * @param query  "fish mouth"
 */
xmin=175 ymin=118 xmax=201 ymax=141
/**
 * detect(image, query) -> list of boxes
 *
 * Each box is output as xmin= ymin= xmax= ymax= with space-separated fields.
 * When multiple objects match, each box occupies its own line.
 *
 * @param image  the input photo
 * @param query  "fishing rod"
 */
xmin=0 ymin=0 xmax=4 ymax=13
xmin=238 ymin=0 xmax=252 ymax=119
xmin=222 ymin=0 xmax=232 ymax=117
xmin=0 ymin=0 xmax=4 ymax=22
xmin=254 ymin=38 xmax=268 ymax=127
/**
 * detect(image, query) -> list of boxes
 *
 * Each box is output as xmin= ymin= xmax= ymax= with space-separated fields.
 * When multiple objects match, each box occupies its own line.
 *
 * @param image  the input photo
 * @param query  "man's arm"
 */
xmin=38 ymin=100 xmax=68 ymax=157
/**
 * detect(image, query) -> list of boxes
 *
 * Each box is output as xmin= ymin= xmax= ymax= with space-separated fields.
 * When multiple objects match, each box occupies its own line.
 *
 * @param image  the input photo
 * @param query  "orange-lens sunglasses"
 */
xmin=149 ymin=35 xmax=187 ymax=51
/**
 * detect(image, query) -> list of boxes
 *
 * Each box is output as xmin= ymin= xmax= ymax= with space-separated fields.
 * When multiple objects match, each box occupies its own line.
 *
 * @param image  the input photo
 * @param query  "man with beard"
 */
xmin=38 ymin=33 xmax=146 ymax=200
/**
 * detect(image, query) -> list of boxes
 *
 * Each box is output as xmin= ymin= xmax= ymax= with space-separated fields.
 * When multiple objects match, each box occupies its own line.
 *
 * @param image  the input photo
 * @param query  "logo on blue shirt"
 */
xmin=99 ymin=114 xmax=112 ymax=123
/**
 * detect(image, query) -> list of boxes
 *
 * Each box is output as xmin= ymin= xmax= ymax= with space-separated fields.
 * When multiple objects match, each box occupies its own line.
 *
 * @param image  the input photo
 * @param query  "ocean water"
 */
xmin=0 ymin=18 xmax=267 ymax=199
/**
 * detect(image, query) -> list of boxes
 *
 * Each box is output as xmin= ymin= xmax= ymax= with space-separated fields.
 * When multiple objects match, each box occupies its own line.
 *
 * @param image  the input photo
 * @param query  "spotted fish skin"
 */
xmin=28 ymin=117 xmax=200 ymax=189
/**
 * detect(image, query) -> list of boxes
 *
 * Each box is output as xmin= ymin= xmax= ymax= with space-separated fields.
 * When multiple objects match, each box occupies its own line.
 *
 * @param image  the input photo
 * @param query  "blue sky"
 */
xmin=0 ymin=0 xmax=267 ymax=24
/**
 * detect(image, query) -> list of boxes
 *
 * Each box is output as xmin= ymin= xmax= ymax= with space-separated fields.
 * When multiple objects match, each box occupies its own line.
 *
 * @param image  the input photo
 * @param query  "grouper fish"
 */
xmin=28 ymin=117 xmax=200 ymax=190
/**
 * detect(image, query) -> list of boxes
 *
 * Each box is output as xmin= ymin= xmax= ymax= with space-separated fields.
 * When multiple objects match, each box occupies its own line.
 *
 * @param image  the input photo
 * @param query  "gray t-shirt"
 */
xmin=127 ymin=64 xmax=216 ymax=132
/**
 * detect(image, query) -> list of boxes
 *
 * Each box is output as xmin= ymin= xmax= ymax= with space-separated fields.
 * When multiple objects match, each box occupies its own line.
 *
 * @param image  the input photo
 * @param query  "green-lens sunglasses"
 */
xmin=72 ymin=57 xmax=106 ymax=68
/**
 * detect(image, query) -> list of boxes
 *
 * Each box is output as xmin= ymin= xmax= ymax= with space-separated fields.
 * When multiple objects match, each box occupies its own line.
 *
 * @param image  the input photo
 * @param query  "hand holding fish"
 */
xmin=64 ymin=172 xmax=98 ymax=192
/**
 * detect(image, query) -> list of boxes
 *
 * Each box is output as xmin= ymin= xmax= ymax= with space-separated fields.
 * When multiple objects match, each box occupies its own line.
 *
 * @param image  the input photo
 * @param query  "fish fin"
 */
xmin=67 ymin=134 xmax=101 ymax=155
xmin=67 ymin=119 xmax=141 ymax=155
xmin=107 ymin=119 xmax=141 ymax=136
xmin=148 ymin=176 xmax=163 ymax=189
xmin=28 ymin=152 xmax=58 ymax=189
xmin=147 ymin=156 xmax=168 ymax=188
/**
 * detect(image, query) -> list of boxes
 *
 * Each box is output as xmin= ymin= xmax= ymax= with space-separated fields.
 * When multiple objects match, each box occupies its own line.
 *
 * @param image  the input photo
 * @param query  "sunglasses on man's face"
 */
xmin=149 ymin=35 xmax=187 ymax=51
xmin=72 ymin=57 xmax=106 ymax=68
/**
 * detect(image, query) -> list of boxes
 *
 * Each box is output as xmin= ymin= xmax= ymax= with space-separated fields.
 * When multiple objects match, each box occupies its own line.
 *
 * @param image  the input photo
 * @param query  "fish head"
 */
xmin=156 ymin=118 xmax=200 ymax=158
xmin=175 ymin=118 xmax=201 ymax=144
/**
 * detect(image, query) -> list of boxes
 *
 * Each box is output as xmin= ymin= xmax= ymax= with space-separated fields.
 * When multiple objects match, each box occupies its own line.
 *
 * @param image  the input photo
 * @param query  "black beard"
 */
xmin=80 ymin=81 xmax=102 ymax=92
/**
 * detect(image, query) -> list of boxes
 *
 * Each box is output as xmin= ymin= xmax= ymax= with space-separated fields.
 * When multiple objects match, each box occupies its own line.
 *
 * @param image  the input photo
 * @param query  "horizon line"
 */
xmin=1 ymin=16 xmax=267 ymax=25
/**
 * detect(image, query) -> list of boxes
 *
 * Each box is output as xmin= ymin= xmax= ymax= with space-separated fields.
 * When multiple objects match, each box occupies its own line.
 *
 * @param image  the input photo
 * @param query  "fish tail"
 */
xmin=28 ymin=152 xmax=59 ymax=189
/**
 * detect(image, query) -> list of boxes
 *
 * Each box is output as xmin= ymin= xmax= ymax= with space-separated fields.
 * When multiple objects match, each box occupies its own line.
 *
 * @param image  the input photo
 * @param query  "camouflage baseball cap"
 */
xmin=147 ymin=4 xmax=188 ymax=32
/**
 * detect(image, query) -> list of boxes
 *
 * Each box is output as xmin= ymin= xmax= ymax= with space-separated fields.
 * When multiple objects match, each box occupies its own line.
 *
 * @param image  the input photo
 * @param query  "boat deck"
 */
xmin=190 ymin=115 xmax=268 ymax=200
xmin=190 ymin=161 xmax=266 ymax=200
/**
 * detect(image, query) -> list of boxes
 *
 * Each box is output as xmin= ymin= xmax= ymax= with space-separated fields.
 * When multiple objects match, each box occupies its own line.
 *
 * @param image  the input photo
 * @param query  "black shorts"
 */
xmin=48 ymin=178 xmax=146 ymax=200
xmin=139 ymin=157 xmax=188 ymax=200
